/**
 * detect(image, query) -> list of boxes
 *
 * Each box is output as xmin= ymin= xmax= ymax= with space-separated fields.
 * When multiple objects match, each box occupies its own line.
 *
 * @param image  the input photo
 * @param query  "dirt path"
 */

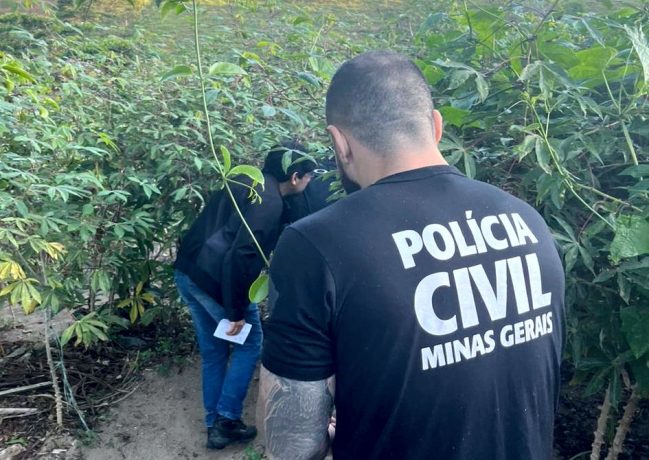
xmin=82 ymin=359 xmax=264 ymax=460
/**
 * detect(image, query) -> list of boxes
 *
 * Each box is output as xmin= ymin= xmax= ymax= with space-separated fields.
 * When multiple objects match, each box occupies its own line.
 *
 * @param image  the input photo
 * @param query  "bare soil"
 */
xmin=2 ymin=306 xmax=647 ymax=460
xmin=81 ymin=360 xmax=264 ymax=460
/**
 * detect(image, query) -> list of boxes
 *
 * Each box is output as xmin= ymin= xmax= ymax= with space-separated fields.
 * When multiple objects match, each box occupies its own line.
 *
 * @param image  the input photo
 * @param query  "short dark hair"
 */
xmin=262 ymin=139 xmax=316 ymax=182
xmin=325 ymin=51 xmax=434 ymax=155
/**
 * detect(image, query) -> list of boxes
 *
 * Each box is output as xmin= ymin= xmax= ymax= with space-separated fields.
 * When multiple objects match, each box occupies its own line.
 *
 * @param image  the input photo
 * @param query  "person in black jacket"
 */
xmin=283 ymin=158 xmax=338 ymax=223
xmin=174 ymin=140 xmax=315 ymax=450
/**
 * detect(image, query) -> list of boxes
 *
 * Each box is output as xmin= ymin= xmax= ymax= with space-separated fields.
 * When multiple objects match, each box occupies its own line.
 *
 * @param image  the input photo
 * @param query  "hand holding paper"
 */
xmin=214 ymin=319 xmax=252 ymax=345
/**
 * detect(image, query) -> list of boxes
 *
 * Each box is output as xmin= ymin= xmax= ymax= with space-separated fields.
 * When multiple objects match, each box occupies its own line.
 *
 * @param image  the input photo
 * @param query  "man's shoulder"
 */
xmin=289 ymin=191 xmax=365 ymax=233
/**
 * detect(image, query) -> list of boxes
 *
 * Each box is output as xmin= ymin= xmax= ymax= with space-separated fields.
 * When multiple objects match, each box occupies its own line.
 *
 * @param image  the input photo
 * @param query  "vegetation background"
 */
xmin=0 ymin=0 xmax=648 ymax=459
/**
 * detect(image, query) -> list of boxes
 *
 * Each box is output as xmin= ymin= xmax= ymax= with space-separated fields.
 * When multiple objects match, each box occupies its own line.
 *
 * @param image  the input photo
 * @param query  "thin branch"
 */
xmin=192 ymin=0 xmax=269 ymax=268
xmin=0 ymin=381 xmax=51 ymax=397
xmin=604 ymin=386 xmax=640 ymax=460
xmin=41 ymin=253 xmax=64 ymax=427
xmin=590 ymin=384 xmax=611 ymax=460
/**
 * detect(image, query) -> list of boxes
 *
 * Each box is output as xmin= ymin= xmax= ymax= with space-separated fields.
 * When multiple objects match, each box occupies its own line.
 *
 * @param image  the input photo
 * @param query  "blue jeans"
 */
xmin=174 ymin=270 xmax=262 ymax=427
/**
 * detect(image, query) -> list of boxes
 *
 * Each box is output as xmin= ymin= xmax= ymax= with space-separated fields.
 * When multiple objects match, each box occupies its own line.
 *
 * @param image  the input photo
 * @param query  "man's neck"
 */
xmin=364 ymin=148 xmax=448 ymax=187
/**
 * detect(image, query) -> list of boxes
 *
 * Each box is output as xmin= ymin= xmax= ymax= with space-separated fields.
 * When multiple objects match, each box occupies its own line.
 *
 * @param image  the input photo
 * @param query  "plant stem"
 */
xmin=590 ymin=384 xmax=611 ymax=460
xmin=191 ymin=0 xmax=269 ymax=268
xmin=40 ymin=253 xmax=64 ymax=427
xmin=44 ymin=309 xmax=64 ymax=427
xmin=621 ymin=122 xmax=639 ymax=166
xmin=604 ymin=386 xmax=640 ymax=460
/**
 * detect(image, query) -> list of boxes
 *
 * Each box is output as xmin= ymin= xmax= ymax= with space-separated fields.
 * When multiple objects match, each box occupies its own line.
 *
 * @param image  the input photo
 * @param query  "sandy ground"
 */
xmin=82 ymin=360 xmax=264 ymax=460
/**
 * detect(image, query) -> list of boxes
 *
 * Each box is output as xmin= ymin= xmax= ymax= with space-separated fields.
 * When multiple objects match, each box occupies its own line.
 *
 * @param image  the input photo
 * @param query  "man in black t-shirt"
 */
xmin=258 ymin=51 xmax=565 ymax=460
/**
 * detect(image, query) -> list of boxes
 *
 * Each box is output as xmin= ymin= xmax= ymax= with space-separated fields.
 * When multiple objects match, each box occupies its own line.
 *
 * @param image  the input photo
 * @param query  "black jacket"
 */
xmin=174 ymin=174 xmax=284 ymax=321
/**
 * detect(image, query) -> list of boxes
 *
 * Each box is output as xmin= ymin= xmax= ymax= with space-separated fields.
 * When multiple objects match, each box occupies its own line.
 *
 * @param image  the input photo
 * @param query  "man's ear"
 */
xmin=326 ymin=125 xmax=352 ymax=165
xmin=432 ymin=109 xmax=443 ymax=144
xmin=290 ymin=171 xmax=300 ymax=185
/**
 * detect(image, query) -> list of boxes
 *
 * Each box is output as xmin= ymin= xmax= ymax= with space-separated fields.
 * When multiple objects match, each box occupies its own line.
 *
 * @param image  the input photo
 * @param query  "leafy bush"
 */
xmin=1 ymin=0 xmax=648 ymax=455
xmin=411 ymin=2 xmax=649 ymax=454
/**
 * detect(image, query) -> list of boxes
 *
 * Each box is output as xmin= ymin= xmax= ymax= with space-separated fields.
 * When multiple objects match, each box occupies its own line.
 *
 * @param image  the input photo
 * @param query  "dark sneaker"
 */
xmin=206 ymin=416 xmax=257 ymax=449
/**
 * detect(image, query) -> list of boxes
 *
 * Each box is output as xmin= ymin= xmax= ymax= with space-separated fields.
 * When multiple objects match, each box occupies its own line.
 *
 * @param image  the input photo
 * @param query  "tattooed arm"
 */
xmin=258 ymin=365 xmax=335 ymax=460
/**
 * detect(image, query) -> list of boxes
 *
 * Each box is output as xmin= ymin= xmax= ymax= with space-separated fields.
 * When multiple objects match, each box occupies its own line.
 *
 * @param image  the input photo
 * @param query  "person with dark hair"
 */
xmin=259 ymin=51 xmax=565 ymax=459
xmin=282 ymin=158 xmax=338 ymax=223
xmin=174 ymin=140 xmax=315 ymax=450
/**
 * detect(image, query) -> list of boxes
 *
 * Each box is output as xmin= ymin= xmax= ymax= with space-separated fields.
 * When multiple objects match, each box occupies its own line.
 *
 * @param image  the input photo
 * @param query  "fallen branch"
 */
xmin=93 ymin=382 xmax=140 ymax=408
xmin=0 ymin=407 xmax=39 ymax=416
xmin=0 ymin=381 xmax=52 ymax=397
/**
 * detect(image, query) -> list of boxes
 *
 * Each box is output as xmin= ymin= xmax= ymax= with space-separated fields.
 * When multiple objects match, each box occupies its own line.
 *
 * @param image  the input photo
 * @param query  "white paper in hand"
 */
xmin=213 ymin=319 xmax=252 ymax=345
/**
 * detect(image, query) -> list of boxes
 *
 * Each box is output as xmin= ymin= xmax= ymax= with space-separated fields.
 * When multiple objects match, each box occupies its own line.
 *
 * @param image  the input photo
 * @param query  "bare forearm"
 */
xmin=257 ymin=365 xmax=334 ymax=460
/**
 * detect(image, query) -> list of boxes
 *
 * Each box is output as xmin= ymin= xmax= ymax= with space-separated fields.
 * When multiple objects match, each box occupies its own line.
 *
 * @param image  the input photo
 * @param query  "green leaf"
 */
xmin=261 ymin=105 xmax=277 ymax=117
xmin=422 ymin=65 xmax=444 ymax=85
xmin=86 ymin=323 xmax=109 ymax=341
xmin=574 ymin=47 xmax=617 ymax=68
xmin=281 ymin=151 xmax=293 ymax=174
xmin=534 ymin=137 xmax=551 ymax=173
xmin=140 ymin=307 xmax=162 ymax=326
xmin=539 ymin=44 xmax=580 ymax=68
xmin=610 ymin=215 xmax=649 ymax=264
xmin=475 ymin=74 xmax=489 ymax=102
xmin=463 ymin=152 xmax=476 ymax=179
xmin=160 ymin=65 xmax=192 ymax=81
xmin=117 ymin=298 xmax=132 ymax=309
xmin=209 ymin=62 xmax=247 ymax=77
xmin=447 ymin=69 xmax=473 ymax=90
xmin=1 ymin=63 xmax=36 ymax=83
xmin=220 ymin=145 xmax=232 ymax=174
xmin=14 ymin=200 xmax=28 ymax=217
xmin=114 ymin=225 xmax=125 ymax=239
xmin=227 ymin=165 xmax=264 ymax=185
xmin=617 ymin=272 xmax=631 ymax=303
xmin=439 ymin=106 xmax=469 ymax=128
xmin=619 ymin=165 xmax=649 ymax=178
xmin=248 ymin=273 xmax=269 ymax=304
xmin=173 ymin=187 xmax=188 ymax=202
xmin=61 ymin=324 xmax=76 ymax=347
xmin=82 ymin=203 xmax=94 ymax=216
xmin=240 ymin=51 xmax=263 ymax=66
xmin=564 ymin=245 xmax=579 ymax=272
xmin=129 ymin=303 xmax=139 ymax=323
xmin=625 ymin=25 xmax=649 ymax=86
xmin=297 ymin=71 xmax=320 ymax=88
xmin=279 ymin=108 xmax=303 ymax=127
xmin=159 ymin=0 xmax=182 ymax=19
xmin=514 ymin=134 xmax=537 ymax=161
xmin=519 ymin=61 xmax=542 ymax=83
xmin=620 ymin=307 xmax=649 ymax=359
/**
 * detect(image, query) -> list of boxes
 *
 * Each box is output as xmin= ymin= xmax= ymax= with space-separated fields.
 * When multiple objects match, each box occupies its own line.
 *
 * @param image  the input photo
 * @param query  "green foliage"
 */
xmin=413 ymin=2 xmax=649 ymax=400
xmin=2 ymin=0 xmax=648 ymax=436
xmin=116 ymin=281 xmax=157 ymax=324
xmin=61 ymin=311 xmax=110 ymax=347
xmin=248 ymin=272 xmax=268 ymax=304
xmin=0 ymin=0 xmax=385 ymax=345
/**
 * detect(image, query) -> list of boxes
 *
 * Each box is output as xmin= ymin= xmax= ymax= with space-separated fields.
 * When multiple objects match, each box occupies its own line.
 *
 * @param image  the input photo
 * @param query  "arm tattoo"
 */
xmin=257 ymin=365 xmax=335 ymax=460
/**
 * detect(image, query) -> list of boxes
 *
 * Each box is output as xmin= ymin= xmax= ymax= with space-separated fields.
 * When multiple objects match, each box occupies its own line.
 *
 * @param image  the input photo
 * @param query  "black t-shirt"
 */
xmin=262 ymin=166 xmax=565 ymax=460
